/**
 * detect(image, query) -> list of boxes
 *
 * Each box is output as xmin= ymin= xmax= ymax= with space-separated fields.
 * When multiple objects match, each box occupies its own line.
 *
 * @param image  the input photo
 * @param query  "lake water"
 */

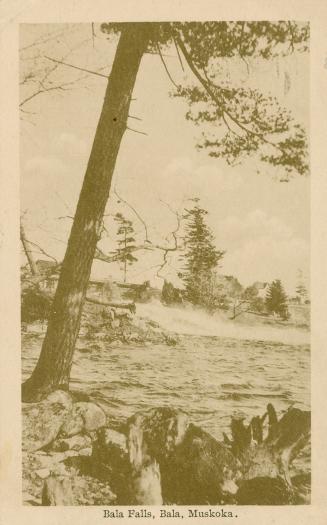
xmin=22 ymin=327 xmax=310 ymax=447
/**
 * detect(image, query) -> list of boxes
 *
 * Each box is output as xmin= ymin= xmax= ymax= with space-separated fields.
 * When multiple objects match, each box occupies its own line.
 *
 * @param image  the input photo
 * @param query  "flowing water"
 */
xmin=22 ymin=303 xmax=310 ymax=473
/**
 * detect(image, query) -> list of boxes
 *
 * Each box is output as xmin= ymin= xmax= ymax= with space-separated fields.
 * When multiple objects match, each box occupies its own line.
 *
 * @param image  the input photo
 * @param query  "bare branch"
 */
xmin=114 ymin=187 xmax=150 ymax=242
xmin=20 ymin=85 xmax=66 ymax=107
xmin=126 ymin=126 xmax=148 ymax=136
xmin=24 ymin=190 xmax=184 ymax=289
xmin=44 ymin=55 xmax=109 ymax=78
xmin=94 ymin=246 xmax=122 ymax=264
xmin=25 ymin=240 xmax=58 ymax=264
xmin=155 ymin=249 xmax=170 ymax=279
xmin=173 ymin=36 xmax=184 ymax=72
xmin=20 ymin=116 xmax=37 ymax=126
xmin=156 ymin=42 xmax=180 ymax=89
xmin=20 ymin=26 xmax=79 ymax=52
xmin=20 ymin=33 xmax=101 ymax=109
xmin=20 ymin=71 xmax=96 ymax=108
xmin=230 ymin=299 xmax=251 ymax=320
xmin=94 ymin=244 xmax=154 ymax=264
xmin=158 ymin=198 xmax=183 ymax=250
xmin=91 ymin=23 xmax=95 ymax=48
xmin=57 ymin=215 xmax=74 ymax=221
xmin=113 ymin=188 xmax=183 ymax=256
xmin=155 ymin=201 xmax=184 ymax=279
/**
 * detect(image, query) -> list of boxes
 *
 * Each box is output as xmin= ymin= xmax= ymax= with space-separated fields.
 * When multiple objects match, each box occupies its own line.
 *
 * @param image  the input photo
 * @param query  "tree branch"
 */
xmin=126 ymin=126 xmax=148 ymax=136
xmin=156 ymin=42 xmax=180 ymax=89
xmin=20 ymin=36 xmax=96 ymax=109
xmin=173 ymin=36 xmax=185 ymax=72
xmin=114 ymin=187 xmax=150 ymax=242
xmin=20 ymin=85 xmax=66 ymax=107
xmin=176 ymin=35 xmax=288 ymax=158
xmin=44 ymin=55 xmax=109 ymax=78
xmin=25 ymin=240 xmax=58 ymax=264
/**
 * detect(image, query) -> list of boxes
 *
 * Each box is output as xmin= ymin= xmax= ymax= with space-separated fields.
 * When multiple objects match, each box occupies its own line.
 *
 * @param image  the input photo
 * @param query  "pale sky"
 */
xmin=20 ymin=23 xmax=310 ymax=294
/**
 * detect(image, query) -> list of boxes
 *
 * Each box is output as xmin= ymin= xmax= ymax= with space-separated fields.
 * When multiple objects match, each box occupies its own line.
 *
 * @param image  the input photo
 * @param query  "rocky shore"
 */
xmin=22 ymin=389 xmax=310 ymax=506
xmin=23 ymin=390 xmax=118 ymax=505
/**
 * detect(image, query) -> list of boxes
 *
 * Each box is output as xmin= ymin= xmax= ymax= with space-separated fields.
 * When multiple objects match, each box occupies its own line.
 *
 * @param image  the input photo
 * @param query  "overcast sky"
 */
xmin=20 ymin=23 xmax=310 ymax=294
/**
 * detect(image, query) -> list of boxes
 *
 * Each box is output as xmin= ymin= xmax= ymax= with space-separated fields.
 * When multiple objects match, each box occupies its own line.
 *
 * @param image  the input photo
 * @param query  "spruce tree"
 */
xmin=114 ymin=213 xmax=138 ymax=282
xmin=265 ymin=279 xmax=289 ymax=319
xmin=181 ymin=200 xmax=224 ymax=306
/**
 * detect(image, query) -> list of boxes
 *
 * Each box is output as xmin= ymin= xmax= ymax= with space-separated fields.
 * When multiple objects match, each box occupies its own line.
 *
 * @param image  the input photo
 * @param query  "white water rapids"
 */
xmin=137 ymin=300 xmax=310 ymax=345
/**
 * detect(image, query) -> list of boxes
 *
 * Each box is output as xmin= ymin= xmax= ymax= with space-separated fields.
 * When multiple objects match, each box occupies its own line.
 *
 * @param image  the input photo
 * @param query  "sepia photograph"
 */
xmin=19 ymin=20 xmax=310 ymax=507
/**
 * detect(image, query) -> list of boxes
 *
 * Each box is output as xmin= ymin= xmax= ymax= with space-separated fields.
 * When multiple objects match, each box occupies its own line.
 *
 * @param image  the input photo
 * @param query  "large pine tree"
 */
xmin=181 ymin=201 xmax=224 ymax=306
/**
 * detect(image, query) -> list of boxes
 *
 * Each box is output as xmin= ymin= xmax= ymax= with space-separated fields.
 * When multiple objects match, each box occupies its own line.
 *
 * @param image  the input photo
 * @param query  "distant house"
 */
xmin=252 ymin=281 xmax=269 ymax=299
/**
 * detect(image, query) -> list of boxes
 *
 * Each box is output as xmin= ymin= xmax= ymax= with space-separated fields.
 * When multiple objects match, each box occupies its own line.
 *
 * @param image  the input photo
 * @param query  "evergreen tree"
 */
xmin=242 ymin=285 xmax=266 ymax=313
xmin=265 ymin=279 xmax=289 ymax=319
xmin=114 ymin=213 xmax=138 ymax=282
xmin=161 ymin=280 xmax=183 ymax=305
xmin=181 ymin=200 xmax=224 ymax=306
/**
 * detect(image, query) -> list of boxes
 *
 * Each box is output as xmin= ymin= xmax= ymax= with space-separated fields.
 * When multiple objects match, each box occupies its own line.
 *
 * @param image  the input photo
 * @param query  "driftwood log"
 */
xmin=85 ymin=296 xmax=136 ymax=313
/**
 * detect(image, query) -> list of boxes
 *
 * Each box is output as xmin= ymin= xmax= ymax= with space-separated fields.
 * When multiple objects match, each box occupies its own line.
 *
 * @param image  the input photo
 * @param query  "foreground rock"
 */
xmin=22 ymin=390 xmax=110 ymax=505
xmin=22 ymin=391 xmax=73 ymax=452
xmin=23 ymin=391 xmax=107 ymax=452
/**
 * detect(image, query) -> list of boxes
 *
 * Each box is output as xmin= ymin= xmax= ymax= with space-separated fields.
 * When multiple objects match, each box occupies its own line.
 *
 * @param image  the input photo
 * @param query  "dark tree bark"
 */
xmin=22 ymin=24 xmax=150 ymax=401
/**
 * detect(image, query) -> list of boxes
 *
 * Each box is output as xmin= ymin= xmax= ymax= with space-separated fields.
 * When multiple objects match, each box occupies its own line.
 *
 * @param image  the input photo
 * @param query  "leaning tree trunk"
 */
xmin=22 ymin=24 xmax=150 ymax=402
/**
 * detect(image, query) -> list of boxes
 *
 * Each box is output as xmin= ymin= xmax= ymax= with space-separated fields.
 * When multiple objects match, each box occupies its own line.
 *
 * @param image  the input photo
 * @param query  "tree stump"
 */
xmin=126 ymin=404 xmax=310 ymax=505
xmin=42 ymin=475 xmax=74 ymax=505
